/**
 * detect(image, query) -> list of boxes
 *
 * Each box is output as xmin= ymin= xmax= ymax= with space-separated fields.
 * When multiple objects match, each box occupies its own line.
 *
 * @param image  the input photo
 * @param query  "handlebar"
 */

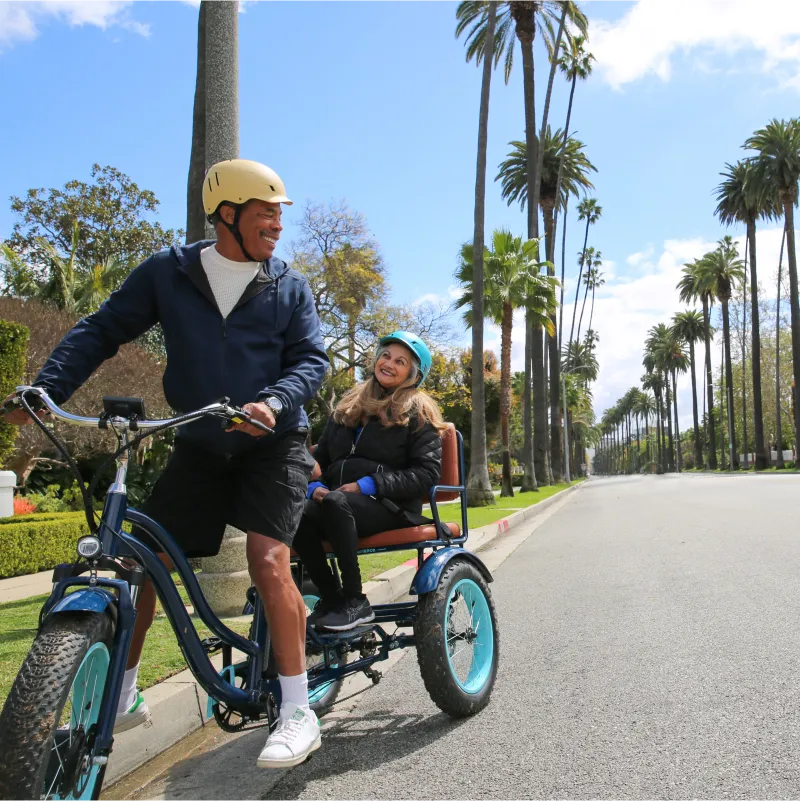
xmin=7 ymin=386 xmax=273 ymax=435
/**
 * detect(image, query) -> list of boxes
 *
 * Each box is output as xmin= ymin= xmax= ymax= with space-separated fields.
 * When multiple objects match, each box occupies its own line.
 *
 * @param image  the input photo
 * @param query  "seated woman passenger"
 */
xmin=293 ymin=331 xmax=447 ymax=631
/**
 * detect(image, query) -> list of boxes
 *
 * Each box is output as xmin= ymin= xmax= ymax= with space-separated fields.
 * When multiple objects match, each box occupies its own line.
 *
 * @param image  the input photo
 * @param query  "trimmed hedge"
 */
xmin=0 ymin=511 xmax=86 ymax=526
xmin=0 ymin=515 xmax=90 ymax=578
xmin=0 ymin=319 xmax=29 ymax=467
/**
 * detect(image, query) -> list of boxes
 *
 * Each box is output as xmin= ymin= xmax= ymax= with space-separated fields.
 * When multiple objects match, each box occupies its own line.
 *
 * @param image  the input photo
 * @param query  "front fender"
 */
xmin=409 ymin=548 xmax=493 ymax=596
xmin=49 ymin=587 xmax=117 ymax=615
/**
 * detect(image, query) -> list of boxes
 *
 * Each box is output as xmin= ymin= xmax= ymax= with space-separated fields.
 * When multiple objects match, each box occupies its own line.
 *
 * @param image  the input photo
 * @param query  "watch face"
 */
xmin=267 ymin=397 xmax=282 ymax=413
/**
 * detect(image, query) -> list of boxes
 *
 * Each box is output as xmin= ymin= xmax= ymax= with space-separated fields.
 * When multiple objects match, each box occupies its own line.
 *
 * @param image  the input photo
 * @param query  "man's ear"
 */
xmin=218 ymin=203 xmax=236 ymax=226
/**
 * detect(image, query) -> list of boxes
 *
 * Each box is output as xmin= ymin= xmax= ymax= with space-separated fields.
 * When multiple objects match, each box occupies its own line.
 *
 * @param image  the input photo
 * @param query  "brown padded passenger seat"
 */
xmin=298 ymin=423 xmax=461 ymax=554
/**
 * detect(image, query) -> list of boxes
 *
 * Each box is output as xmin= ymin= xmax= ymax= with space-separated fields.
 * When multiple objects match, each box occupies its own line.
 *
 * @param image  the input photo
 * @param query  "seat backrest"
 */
xmin=431 ymin=423 xmax=460 ymax=503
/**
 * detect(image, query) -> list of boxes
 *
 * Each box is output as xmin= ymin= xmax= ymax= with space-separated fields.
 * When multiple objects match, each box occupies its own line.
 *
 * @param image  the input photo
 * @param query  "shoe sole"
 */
xmin=318 ymin=611 xmax=376 ymax=632
xmin=114 ymin=706 xmax=151 ymax=734
xmin=256 ymin=732 xmax=321 ymax=769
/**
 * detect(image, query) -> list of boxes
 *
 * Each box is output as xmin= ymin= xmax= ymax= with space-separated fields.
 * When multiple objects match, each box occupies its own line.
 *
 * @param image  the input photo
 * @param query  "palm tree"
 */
xmin=497 ymin=128 xmax=595 ymax=481
xmin=456 ymin=0 xmax=587 ymax=491
xmin=576 ymin=249 xmax=601 ymax=344
xmin=554 ymin=33 xmax=593 ymax=360
xmin=187 ymin=0 xmax=240 ymax=243
xmin=745 ymin=119 xmax=800 ymax=452
xmin=642 ymin=369 xmax=665 ymax=473
xmin=698 ymin=239 xmax=746 ymax=469
xmin=634 ymin=390 xmax=656 ymax=471
xmin=776 ymin=224 xmax=787 ymax=468
xmin=678 ymin=259 xmax=718 ymax=469
xmin=646 ymin=324 xmax=676 ymax=471
xmin=715 ymin=159 xmax=779 ymax=470
xmin=456 ymin=0 xmax=498 ymax=506
xmin=569 ymin=198 xmax=602 ymax=354
xmin=672 ymin=310 xmax=705 ymax=469
xmin=586 ymin=264 xmax=605 ymax=336
xmin=656 ymin=333 xmax=689 ymax=472
xmin=455 ymin=231 xmax=556 ymax=496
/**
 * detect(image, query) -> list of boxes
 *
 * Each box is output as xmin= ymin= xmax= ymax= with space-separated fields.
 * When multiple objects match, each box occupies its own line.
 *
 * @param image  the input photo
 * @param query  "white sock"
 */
xmin=118 ymin=664 xmax=140 ymax=712
xmin=278 ymin=672 xmax=309 ymax=712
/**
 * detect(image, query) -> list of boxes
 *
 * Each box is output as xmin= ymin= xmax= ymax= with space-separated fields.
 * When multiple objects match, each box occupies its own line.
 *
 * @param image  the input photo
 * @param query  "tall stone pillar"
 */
xmin=197 ymin=525 xmax=251 ymax=618
xmin=186 ymin=0 xmax=240 ymax=244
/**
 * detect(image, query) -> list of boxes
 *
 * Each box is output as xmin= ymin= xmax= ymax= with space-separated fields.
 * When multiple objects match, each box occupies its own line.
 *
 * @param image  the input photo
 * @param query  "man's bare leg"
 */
xmin=247 ymin=532 xmax=320 ymax=768
xmin=246 ymin=532 xmax=305 ymax=675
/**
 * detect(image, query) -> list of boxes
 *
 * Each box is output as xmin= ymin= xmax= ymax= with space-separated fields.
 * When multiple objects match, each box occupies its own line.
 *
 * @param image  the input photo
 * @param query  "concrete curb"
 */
xmin=104 ymin=481 xmax=585 ymax=786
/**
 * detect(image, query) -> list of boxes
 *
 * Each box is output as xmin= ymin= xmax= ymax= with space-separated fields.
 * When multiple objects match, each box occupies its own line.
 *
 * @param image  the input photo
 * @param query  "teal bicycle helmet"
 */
xmin=378 ymin=331 xmax=433 ymax=386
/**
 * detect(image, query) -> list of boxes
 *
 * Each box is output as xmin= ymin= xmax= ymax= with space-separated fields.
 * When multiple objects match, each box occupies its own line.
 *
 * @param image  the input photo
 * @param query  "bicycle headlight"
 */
xmin=77 ymin=536 xmax=102 ymax=560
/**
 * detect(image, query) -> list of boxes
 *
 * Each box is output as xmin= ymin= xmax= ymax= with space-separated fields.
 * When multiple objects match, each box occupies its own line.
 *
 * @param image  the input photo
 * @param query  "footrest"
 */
xmin=313 ymin=623 xmax=377 ymax=644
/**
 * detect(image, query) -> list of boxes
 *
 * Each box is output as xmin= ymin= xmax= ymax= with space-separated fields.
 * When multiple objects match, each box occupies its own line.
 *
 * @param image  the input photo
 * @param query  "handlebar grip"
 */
xmin=227 ymin=412 xmax=273 ymax=434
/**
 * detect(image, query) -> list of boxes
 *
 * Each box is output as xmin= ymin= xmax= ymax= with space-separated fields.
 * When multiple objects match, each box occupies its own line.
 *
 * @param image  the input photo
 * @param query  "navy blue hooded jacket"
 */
xmin=34 ymin=241 xmax=329 ymax=455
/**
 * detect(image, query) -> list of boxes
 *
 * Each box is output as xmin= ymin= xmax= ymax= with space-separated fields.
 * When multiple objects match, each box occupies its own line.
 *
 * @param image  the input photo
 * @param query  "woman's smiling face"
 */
xmin=374 ymin=343 xmax=416 ymax=390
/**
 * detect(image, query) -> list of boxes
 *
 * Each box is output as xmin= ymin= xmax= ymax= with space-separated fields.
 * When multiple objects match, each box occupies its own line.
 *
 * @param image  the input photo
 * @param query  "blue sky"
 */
xmin=2 ymin=0 xmax=800 ymax=421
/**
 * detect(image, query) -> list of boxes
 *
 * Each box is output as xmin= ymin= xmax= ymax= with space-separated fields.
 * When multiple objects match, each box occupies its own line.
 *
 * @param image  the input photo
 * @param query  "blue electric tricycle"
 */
xmin=0 ymin=386 xmax=499 ymax=800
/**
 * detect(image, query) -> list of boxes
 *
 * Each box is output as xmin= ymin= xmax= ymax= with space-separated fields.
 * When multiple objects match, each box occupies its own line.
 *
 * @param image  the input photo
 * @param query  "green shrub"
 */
xmin=0 ymin=319 xmax=29 ymax=467
xmin=0 ymin=511 xmax=85 ymax=526
xmin=21 ymin=483 xmax=85 ymax=513
xmin=0 ymin=516 xmax=90 ymax=578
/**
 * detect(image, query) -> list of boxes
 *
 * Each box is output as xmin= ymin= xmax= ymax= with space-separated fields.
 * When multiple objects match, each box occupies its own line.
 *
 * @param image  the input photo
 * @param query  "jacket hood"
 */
xmin=170 ymin=241 xmax=291 ymax=280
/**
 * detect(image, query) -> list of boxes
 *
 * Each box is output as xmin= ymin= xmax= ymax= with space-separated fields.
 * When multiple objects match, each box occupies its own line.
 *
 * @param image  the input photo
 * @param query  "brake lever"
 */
xmin=221 ymin=406 xmax=274 ymax=435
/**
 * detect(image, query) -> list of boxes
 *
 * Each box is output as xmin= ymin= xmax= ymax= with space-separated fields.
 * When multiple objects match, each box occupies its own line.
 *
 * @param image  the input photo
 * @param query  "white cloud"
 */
xmin=0 ymin=1 xmax=149 ymax=51
xmin=592 ymin=0 xmax=800 ymax=90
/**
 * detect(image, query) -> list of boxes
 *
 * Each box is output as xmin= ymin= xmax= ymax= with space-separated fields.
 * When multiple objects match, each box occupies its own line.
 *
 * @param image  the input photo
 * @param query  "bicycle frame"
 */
xmin=41 ymin=488 xmax=277 ymax=761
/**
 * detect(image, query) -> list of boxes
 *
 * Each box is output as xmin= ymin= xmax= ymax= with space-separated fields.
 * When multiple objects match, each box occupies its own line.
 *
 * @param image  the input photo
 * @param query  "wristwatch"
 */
xmin=263 ymin=396 xmax=283 ymax=419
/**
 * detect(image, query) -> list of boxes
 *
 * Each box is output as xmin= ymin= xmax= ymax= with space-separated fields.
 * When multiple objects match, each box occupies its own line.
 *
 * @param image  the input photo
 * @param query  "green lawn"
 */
xmin=0 ymin=480 xmax=580 ymax=706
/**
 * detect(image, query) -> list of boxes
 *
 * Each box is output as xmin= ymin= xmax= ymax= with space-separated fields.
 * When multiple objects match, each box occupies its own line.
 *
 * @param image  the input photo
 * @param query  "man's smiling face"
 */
xmin=221 ymin=199 xmax=283 ymax=261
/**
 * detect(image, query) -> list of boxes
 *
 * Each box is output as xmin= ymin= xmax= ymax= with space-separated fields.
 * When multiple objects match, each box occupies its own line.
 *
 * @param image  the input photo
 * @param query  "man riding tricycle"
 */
xmin=0 ymin=160 xmax=499 ymax=800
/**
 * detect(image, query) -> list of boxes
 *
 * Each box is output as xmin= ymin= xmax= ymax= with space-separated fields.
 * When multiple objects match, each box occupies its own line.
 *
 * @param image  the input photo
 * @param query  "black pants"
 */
xmin=292 ymin=491 xmax=406 ymax=599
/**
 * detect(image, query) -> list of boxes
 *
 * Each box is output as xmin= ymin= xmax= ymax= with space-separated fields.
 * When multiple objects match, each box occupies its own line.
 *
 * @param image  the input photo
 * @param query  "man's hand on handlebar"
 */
xmin=2 ymin=392 xmax=47 ymax=426
xmin=225 ymin=401 xmax=275 ymax=438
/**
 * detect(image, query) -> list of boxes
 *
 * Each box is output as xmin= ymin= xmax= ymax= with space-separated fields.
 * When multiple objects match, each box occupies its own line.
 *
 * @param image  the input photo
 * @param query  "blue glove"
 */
xmin=356 ymin=476 xmax=377 ymax=496
xmin=307 ymin=481 xmax=327 ymax=499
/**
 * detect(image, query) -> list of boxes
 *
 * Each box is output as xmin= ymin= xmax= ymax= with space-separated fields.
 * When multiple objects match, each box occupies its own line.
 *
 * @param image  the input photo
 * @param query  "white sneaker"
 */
xmin=114 ymin=690 xmax=151 ymax=733
xmin=256 ymin=703 xmax=321 ymax=769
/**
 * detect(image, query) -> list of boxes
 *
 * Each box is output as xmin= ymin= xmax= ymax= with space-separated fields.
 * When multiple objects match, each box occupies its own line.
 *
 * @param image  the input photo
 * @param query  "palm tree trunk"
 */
xmin=644 ymin=416 xmax=650 ymax=470
xmin=776 ymin=225 xmax=787 ymax=469
xmin=782 ymin=199 xmax=800 ymax=455
xmin=558 ymin=198 xmax=568 ymax=353
xmin=542 ymin=202 xmax=563 ymax=482
xmin=656 ymin=393 xmax=664 ymax=474
xmin=664 ymin=372 xmax=675 ymax=471
xmin=741 ymin=246 xmax=749 ymax=469
xmin=187 ymin=2 xmax=209 ymax=244
xmin=500 ymin=301 xmax=514 ymax=497
xmin=588 ymin=282 xmax=597 ymax=334
xmin=466 ymin=1 xmax=497 ymax=507
xmin=569 ymin=218 xmax=591 ymax=354
xmin=722 ymin=298 xmax=739 ymax=469
xmin=576 ymin=276 xmax=591 ymax=345
xmin=703 ymin=295 xmax=718 ymax=469
xmin=187 ymin=0 xmax=240 ymax=243
xmin=533 ymin=321 xmax=549 ymax=485
xmin=521 ymin=315 xmax=538 ymax=492
xmin=672 ymin=369 xmax=682 ymax=472
xmin=636 ymin=416 xmax=641 ymax=472
xmin=689 ymin=339 xmax=702 ymax=468
xmin=515 ymin=4 xmax=539 ymax=493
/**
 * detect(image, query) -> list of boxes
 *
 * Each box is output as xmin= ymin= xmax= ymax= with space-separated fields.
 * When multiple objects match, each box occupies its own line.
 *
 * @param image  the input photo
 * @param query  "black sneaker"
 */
xmin=307 ymin=596 xmax=341 ymax=627
xmin=316 ymin=596 xmax=375 ymax=631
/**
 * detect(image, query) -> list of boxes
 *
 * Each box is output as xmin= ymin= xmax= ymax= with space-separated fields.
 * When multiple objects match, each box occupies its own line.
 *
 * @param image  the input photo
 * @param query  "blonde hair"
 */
xmin=334 ymin=347 xmax=447 ymax=434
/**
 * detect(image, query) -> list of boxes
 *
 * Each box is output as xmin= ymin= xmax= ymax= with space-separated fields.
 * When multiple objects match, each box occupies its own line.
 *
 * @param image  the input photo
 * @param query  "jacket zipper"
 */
xmin=340 ymin=422 xmax=367 ymax=486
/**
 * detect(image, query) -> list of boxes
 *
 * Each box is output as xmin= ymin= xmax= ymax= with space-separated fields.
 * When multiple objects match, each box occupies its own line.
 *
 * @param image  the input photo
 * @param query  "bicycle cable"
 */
xmin=19 ymin=392 xmax=99 ymax=533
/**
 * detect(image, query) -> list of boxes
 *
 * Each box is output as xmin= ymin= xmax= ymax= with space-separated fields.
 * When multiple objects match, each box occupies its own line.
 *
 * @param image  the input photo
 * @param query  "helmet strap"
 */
xmin=221 ymin=203 xmax=259 ymax=263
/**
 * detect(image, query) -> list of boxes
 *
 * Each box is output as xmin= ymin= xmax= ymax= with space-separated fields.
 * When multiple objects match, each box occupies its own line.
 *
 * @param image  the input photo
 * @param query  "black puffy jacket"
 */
xmin=313 ymin=415 xmax=443 ymax=515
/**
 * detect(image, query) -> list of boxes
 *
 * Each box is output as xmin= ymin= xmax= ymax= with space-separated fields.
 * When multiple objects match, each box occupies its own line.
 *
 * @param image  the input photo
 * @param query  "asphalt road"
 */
xmin=117 ymin=474 xmax=800 ymax=799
